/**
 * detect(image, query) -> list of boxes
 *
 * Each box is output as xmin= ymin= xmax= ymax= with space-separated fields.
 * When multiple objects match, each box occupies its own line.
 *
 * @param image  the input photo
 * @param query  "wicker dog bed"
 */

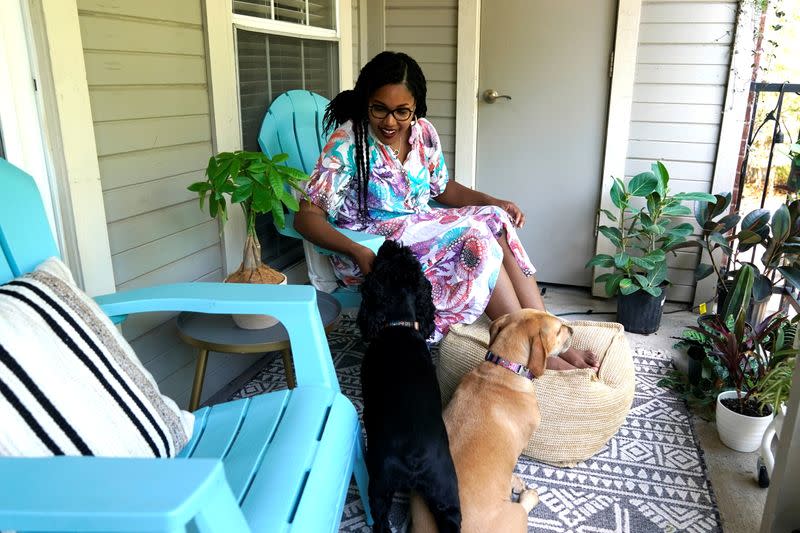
xmin=437 ymin=316 xmax=635 ymax=467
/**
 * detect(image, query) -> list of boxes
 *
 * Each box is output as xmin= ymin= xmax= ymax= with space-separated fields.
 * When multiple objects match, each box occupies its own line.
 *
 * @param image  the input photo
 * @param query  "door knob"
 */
xmin=482 ymin=89 xmax=512 ymax=104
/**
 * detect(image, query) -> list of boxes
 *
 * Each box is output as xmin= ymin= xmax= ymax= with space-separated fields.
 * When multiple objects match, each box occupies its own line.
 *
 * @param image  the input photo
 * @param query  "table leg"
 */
xmin=189 ymin=349 xmax=209 ymax=411
xmin=281 ymin=348 xmax=296 ymax=389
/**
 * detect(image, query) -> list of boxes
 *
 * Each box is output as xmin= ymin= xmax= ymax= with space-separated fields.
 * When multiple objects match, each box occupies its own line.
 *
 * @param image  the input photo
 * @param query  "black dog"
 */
xmin=357 ymin=240 xmax=461 ymax=533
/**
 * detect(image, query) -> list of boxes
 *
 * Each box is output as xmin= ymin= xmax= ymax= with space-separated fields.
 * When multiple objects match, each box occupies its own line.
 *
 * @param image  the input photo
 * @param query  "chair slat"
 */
xmin=241 ymin=387 xmax=337 ymax=531
xmin=186 ymin=398 xmax=251 ymax=459
xmin=292 ymin=395 xmax=360 ymax=533
xmin=0 ymin=159 xmax=59 ymax=282
xmin=218 ymin=392 xmax=291 ymax=502
xmin=286 ymin=91 xmax=327 ymax=175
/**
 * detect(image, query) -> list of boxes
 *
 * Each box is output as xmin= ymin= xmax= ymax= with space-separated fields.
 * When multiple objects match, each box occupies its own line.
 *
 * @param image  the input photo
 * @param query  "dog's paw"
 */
xmin=519 ymin=488 xmax=540 ymax=512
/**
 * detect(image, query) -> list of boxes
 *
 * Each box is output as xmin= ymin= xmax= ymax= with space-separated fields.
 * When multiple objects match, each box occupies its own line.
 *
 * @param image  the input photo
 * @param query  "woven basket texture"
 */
xmin=437 ymin=315 xmax=635 ymax=466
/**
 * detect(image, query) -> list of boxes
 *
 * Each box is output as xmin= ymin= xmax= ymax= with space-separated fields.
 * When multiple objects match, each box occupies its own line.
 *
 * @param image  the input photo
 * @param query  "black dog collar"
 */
xmin=385 ymin=320 xmax=419 ymax=331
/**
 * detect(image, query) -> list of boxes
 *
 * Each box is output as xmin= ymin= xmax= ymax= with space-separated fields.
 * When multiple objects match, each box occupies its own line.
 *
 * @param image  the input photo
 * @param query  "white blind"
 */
xmin=236 ymin=29 xmax=338 ymax=267
xmin=234 ymin=0 xmax=335 ymax=29
xmin=237 ymin=29 xmax=338 ymax=152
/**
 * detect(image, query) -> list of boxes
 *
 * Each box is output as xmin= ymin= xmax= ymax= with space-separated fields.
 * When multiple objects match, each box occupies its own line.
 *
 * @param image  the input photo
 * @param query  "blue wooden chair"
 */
xmin=258 ymin=90 xmax=384 ymax=308
xmin=0 ymin=158 xmax=372 ymax=532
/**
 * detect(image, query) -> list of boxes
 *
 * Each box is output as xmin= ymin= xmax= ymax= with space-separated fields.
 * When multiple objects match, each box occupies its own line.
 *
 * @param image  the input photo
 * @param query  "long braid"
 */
xmin=352 ymin=119 xmax=370 ymax=221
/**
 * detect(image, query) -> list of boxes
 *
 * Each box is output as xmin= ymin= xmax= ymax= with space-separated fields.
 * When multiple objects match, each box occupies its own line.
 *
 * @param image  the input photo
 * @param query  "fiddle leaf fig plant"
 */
xmin=188 ymin=150 xmax=309 ymax=283
xmin=587 ymin=161 xmax=715 ymax=297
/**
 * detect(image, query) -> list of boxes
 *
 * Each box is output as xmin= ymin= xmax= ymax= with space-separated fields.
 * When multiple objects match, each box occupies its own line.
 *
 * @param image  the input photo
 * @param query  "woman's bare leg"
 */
xmin=484 ymin=264 xmax=522 ymax=319
xmin=497 ymin=233 xmax=598 ymax=371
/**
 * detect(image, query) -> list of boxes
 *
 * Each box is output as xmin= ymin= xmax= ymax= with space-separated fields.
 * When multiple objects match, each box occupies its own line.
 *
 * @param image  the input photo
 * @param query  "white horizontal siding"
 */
xmin=385 ymin=0 xmax=458 ymax=173
xmin=626 ymin=0 xmax=738 ymax=302
xmin=78 ymin=0 xmax=252 ymax=407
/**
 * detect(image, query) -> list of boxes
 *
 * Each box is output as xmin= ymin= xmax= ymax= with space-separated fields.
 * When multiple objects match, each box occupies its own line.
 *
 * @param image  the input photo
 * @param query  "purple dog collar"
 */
xmin=485 ymin=350 xmax=535 ymax=381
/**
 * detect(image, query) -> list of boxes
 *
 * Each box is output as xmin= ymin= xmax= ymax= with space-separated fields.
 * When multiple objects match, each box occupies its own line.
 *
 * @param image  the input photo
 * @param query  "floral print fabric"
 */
xmin=305 ymin=118 xmax=535 ymax=341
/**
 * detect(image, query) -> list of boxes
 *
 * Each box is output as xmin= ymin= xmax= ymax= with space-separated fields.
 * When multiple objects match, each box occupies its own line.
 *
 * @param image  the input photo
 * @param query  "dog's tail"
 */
xmin=409 ymin=491 xmax=439 ymax=533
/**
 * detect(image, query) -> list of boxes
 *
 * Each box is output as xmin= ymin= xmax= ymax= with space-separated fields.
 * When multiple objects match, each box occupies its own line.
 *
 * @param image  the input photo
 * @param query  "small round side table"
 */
xmin=176 ymin=290 xmax=341 ymax=411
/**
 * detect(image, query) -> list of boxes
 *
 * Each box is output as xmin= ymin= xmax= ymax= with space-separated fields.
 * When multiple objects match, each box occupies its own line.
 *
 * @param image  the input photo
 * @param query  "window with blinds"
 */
xmin=236 ymin=28 xmax=339 ymax=268
xmin=234 ymin=0 xmax=335 ymax=29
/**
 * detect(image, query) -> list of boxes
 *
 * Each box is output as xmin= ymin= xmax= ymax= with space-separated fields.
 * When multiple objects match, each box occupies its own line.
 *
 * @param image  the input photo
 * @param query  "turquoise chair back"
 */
xmin=256 ymin=91 xmax=385 ymax=309
xmin=0 ymin=158 xmax=59 ymax=283
xmin=258 ymin=90 xmax=330 ymax=175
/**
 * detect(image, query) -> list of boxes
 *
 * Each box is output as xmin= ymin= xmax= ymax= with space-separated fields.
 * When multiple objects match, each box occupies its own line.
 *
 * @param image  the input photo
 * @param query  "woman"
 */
xmin=294 ymin=51 xmax=595 ymax=370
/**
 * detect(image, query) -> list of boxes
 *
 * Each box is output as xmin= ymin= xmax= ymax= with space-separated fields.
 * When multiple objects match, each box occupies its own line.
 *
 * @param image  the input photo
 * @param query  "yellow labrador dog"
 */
xmin=411 ymin=309 xmax=573 ymax=533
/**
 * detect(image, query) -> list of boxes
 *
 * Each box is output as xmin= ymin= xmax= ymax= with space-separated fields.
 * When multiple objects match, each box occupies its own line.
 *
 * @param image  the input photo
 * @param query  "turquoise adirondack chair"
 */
xmin=258 ymin=90 xmax=384 ymax=308
xmin=0 ymin=158 xmax=372 ymax=532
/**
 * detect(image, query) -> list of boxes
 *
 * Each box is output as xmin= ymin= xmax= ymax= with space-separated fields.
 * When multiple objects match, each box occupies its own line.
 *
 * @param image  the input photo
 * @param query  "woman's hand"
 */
xmin=493 ymin=199 xmax=526 ymax=228
xmin=351 ymin=244 xmax=377 ymax=276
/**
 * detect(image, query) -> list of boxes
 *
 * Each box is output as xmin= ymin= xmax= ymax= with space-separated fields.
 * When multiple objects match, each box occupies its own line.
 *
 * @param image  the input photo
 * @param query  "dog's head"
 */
xmin=357 ymin=240 xmax=436 ymax=341
xmin=488 ymin=309 xmax=573 ymax=377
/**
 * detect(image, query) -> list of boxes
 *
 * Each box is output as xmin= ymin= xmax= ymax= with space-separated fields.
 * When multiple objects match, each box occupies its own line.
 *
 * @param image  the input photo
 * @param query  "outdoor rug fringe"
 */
xmin=231 ymin=317 xmax=721 ymax=533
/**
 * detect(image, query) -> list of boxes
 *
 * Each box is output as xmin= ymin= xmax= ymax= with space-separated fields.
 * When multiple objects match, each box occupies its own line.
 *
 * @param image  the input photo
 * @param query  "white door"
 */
xmin=476 ymin=0 xmax=616 ymax=286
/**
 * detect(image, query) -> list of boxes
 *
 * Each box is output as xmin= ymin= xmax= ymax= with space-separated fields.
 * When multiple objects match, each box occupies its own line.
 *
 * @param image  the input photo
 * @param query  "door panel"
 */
xmin=477 ymin=0 xmax=616 ymax=286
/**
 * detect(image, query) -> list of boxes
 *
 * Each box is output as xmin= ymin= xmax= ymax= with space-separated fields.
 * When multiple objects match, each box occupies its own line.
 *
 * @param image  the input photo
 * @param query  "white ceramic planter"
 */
xmin=716 ymin=390 xmax=774 ymax=453
xmin=230 ymin=273 xmax=288 ymax=330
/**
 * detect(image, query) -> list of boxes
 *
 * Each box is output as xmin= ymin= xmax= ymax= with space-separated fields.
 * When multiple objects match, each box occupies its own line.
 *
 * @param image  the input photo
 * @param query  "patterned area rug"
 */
xmin=231 ymin=317 xmax=721 ymax=533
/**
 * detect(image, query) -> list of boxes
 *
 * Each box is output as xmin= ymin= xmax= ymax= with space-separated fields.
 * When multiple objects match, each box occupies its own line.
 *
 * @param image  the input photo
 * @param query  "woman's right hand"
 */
xmin=351 ymin=244 xmax=377 ymax=276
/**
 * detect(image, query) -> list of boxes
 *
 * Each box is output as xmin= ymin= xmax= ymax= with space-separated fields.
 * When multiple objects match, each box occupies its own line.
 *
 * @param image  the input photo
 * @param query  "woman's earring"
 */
xmin=411 ymin=114 xmax=417 ymax=126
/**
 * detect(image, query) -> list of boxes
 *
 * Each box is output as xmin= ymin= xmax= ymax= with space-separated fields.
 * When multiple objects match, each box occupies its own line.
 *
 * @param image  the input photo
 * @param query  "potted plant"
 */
xmin=694 ymin=186 xmax=800 ymax=313
xmin=586 ymin=161 xmax=715 ymax=333
xmin=693 ymin=265 xmax=799 ymax=451
xmin=188 ymin=151 xmax=308 ymax=328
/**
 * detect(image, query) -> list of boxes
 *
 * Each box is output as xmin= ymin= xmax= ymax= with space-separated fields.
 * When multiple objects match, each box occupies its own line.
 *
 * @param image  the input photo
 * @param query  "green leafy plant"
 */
xmin=686 ymin=266 xmax=798 ymax=414
xmin=752 ymin=355 xmax=796 ymax=413
xmin=694 ymin=192 xmax=800 ymax=302
xmin=661 ymin=265 xmax=798 ymax=416
xmin=587 ymin=161 xmax=715 ymax=297
xmin=188 ymin=151 xmax=308 ymax=283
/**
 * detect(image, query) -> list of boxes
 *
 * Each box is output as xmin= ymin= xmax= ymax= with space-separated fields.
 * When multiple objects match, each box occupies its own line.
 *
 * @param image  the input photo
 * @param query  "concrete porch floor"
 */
xmin=541 ymin=283 xmax=767 ymax=533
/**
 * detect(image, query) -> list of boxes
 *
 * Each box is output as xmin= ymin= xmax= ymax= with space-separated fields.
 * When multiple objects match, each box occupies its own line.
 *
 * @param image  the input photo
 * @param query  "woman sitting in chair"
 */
xmin=294 ymin=51 xmax=595 ymax=370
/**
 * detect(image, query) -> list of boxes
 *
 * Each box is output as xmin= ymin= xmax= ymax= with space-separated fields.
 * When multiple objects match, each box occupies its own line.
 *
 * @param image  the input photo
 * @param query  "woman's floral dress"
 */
xmin=305 ymin=118 xmax=535 ymax=341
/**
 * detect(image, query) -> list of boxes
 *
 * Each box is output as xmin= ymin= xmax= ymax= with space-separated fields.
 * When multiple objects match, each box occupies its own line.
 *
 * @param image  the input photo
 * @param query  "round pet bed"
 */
xmin=437 ymin=316 xmax=635 ymax=467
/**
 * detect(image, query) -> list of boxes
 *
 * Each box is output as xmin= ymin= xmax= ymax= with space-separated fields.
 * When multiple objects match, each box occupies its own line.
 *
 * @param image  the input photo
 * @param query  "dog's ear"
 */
xmin=527 ymin=317 xmax=568 ymax=377
xmin=415 ymin=274 xmax=436 ymax=340
xmin=489 ymin=313 xmax=512 ymax=342
xmin=356 ymin=273 xmax=385 ymax=340
xmin=527 ymin=332 xmax=548 ymax=377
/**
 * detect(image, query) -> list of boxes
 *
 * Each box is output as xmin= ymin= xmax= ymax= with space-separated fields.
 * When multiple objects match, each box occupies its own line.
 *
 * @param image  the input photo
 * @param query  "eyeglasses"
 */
xmin=368 ymin=104 xmax=415 ymax=122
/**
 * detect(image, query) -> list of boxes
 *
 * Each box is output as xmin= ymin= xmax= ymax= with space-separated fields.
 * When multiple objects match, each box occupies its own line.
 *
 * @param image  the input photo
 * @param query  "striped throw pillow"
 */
xmin=0 ymin=257 xmax=193 ymax=457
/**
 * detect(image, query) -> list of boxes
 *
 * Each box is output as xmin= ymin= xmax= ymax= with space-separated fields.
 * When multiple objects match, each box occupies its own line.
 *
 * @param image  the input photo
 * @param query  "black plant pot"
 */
xmin=616 ymin=288 xmax=667 ymax=334
xmin=687 ymin=345 xmax=705 ymax=386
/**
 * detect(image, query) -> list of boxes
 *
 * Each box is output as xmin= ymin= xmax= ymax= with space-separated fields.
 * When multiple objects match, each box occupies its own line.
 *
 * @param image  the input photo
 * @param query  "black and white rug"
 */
xmin=231 ymin=317 xmax=721 ymax=533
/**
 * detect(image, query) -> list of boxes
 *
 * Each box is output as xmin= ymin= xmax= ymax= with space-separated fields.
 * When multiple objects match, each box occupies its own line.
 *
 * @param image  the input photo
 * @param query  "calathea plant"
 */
xmin=587 ymin=161 xmax=715 ymax=297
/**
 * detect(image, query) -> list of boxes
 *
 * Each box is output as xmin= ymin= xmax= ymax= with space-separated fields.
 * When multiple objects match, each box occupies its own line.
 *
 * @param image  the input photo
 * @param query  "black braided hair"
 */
xmin=323 ymin=51 xmax=427 ymax=221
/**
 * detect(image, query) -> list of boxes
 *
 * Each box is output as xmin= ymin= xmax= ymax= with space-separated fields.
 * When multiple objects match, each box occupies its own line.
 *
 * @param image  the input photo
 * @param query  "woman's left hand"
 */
xmin=494 ymin=199 xmax=526 ymax=228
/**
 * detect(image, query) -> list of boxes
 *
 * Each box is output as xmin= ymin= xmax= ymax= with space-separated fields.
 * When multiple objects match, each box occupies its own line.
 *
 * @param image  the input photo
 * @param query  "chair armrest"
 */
xmin=0 ymin=457 xmax=250 ymax=532
xmin=317 ymin=226 xmax=385 ymax=256
xmin=95 ymin=283 xmax=337 ymax=390
xmin=276 ymin=212 xmax=385 ymax=255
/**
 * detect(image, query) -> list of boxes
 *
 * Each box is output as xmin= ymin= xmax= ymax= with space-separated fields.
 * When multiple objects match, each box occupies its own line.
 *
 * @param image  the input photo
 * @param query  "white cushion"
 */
xmin=0 ymin=257 xmax=193 ymax=458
